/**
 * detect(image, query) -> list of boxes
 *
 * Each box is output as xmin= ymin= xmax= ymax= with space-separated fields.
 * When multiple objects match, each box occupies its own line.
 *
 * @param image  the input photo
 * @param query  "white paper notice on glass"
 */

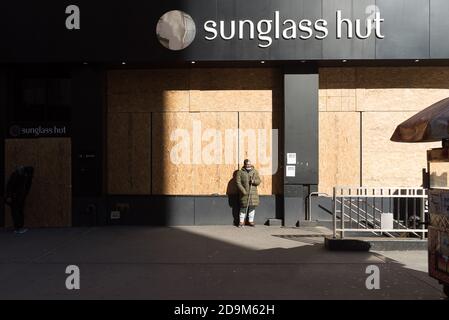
xmin=287 ymin=153 xmax=296 ymax=165
xmin=286 ymin=165 xmax=296 ymax=177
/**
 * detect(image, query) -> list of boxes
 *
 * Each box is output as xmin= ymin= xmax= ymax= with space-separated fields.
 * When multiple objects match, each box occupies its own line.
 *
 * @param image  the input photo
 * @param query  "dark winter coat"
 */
xmin=5 ymin=166 xmax=34 ymax=204
xmin=236 ymin=167 xmax=261 ymax=208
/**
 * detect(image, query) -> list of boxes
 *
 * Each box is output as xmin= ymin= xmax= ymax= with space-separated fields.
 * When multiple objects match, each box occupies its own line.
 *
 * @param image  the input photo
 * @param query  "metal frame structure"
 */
xmin=332 ymin=186 xmax=428 ymax=239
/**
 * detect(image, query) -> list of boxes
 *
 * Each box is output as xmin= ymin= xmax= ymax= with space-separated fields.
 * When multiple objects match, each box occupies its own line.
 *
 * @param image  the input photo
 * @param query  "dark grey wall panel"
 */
xmin=71 ymin=66 xmax=105 ymax=198
xmin=194 ymin=196 xmax=277 ymax=226
xmin=194 ymin=196 xmax=238 ymax=225
xmin=153 ymin=196 xmax=195 ymax=226
xmin=72 ymin=197 xmax=107 ymax=227
xmin=376 ymin=0 xmax=430 ymax=59
xmin=283 ymin=71 xmax=318 ymax=227
xmin=284 ymin=185 xmax=305 ymax=226
xmin=284 ymin=72 xmax=319 ymax=185
xmin=107 ymin=196 xmax=195 ymax=226
xmin=105 ymin=196 xmax=277 ymax=226
xmin=430 ymin=0 xmax=449 ymax=58
xmin=0 ymin=69 xmax=5 ymax=227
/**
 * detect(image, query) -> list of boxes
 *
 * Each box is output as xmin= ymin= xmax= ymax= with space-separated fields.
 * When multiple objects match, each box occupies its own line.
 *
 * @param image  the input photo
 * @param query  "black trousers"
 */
xmin=10 ymin=200 xmax=25 ymax=230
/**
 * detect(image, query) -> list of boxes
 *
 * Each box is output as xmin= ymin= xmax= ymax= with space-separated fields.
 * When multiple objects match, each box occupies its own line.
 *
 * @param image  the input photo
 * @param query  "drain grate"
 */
xmin=274 ymin=234 xmax=326 ymax=239
xmin=273 ymin=234 xmax=326 ymax=244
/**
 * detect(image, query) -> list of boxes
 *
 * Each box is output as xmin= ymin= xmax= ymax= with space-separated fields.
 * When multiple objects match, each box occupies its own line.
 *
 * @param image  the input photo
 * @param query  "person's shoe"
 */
xmin=238 ymin=222 xmax=245 ymax=228
xmin=14 ymin=228 xmax=28 ymax=234
xmin=247 ymin=222 xmax=256 ymax=227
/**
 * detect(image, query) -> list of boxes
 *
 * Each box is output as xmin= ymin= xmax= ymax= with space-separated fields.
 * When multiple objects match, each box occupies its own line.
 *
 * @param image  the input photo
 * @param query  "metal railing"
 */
xmin=307 ymin=192 xmax=329 ymax=221
xmin=332 ymin=187 xmax=428 ymax=239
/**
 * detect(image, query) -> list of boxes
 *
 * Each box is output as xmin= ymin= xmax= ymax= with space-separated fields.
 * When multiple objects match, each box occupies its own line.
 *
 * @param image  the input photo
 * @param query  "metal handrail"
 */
xmin=336 ymin=198 xmax=392 ymax=237
xmin=336 ymin=198 xmax=415 ymax=237
xmin=307 ymin=192 xmax=329 ymax=221
xmin=333 ymin=186 xmax=428 ymax=239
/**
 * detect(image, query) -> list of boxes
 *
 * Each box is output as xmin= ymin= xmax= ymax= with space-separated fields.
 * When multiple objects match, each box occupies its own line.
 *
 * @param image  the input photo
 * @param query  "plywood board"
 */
xmin=39 ymin=138 xmax=71 ymax=186
xmin=39 ymin=181 xmax=72 ymax=227
xmin=320 ymin=68 xmax=357 ymax=85
xmin=239 ymin=112 xmax=282 ymax=195
xmin=193 ymin=112 xmax=239 ymax=195
xmin=356 ymin=87 xmax=449 ymax=112
xmin=152 ymin=112 xmax=239 ymax=195
xmin=189 ymin=68 xmax=282 ymax=90
xmin=107 ymin=113 xmax=151 ymax=194
xmin=362 ymin=112 xmax=440 ymax=187
xmin=152 ymin=112 xmax=197 ymax=195
xmin=4 ymin=138 xmax=71 ymax=228
xmin=107 ymin=113 xmax=131 ymax=194
xmin=320 ymin=67 xmax=449 ymax=112
xmin=356 ymin=67 xmax=449 ymax=89
xmin=108 ymin=90 xmax=190 ymax=113
xmin=189 ymin=68 xmax=283 ymax=112
xmin=189 ymin=90 xmax=278 ymax=112
xmin=108 ymin=69 xmax=190 ymax=113
xmin=318 ymin=112 xmax=361 ymax=195
xmin=355 ymin=67 xmax=449 ymax=112
xmin=108 ymin=69 xmax=190 ymax=94
xmin=130 ymin=113 xmax=151 ymax=194
xmin=319 ymin=68 xmax=357 ymax=112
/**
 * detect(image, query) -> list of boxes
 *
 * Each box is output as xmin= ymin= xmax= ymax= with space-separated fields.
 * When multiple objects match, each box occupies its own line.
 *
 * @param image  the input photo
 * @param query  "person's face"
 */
xmin=245 ymin=161 xmax=252 ymax=170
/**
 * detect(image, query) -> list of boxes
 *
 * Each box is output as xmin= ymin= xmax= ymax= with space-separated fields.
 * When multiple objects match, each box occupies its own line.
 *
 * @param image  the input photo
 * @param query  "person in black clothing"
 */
xmin=4 ymin=166 xmax=34 ymax=234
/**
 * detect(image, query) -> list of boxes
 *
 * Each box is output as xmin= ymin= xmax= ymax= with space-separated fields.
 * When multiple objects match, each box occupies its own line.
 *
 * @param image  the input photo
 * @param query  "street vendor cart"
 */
xmin=392 ymin=97 xmax=449 ymax=297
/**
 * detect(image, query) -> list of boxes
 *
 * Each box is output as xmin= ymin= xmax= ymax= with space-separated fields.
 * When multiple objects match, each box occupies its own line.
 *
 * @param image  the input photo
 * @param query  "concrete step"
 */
xmin=325 ymin=236 xmax=427 ymax=251
xmin=298 ymin=220 xmax=318 ymax=227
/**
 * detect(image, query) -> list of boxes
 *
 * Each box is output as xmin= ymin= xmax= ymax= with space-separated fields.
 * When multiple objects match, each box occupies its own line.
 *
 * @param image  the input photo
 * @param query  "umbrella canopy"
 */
xmin=391 ymin=97 xmax=449 ymax=143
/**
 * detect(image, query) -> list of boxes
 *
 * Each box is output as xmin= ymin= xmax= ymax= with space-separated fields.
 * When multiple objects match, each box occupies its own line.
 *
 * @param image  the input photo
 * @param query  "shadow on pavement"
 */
xmin=0 ymin=226 xmax=446 ymax=300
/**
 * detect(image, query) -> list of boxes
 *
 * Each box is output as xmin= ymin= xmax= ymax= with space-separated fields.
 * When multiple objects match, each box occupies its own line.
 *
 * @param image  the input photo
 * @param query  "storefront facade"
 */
xmin=1 ymin=0 xmax=448 ymax=228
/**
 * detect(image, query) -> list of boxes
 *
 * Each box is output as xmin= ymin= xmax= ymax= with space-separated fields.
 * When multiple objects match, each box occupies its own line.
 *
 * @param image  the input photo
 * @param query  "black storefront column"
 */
xmin=0 ymin=69 xmax=6 ymax=228
xmin=71 ymin=66 xmax=106 ymax=226
xmin=283 ymin=68 xmax=319 ymax=227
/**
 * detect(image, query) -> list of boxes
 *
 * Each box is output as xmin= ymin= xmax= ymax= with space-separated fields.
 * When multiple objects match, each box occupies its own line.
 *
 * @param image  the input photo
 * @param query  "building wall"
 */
xmin=107 ymin=66 xmax=446 ymax=197
xmin=319 ymin=67 xmax=444 ymax=194
xmin=107 ymin=68 xmax=283 ymax=196
xmin=4 ymin=138 xmax=72 ymax=228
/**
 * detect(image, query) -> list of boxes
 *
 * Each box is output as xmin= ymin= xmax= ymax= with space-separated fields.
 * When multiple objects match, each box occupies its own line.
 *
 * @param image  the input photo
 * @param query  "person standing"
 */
xmin=236 ymin=159 xmax=261 ymax=227
xmin=4 ymin=166 xmax=34 ymax=234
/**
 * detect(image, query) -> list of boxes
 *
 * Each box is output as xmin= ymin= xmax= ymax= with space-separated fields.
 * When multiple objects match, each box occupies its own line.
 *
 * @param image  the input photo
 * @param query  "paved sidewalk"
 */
xmin=0 ymin=226 xmax=446 ymax=300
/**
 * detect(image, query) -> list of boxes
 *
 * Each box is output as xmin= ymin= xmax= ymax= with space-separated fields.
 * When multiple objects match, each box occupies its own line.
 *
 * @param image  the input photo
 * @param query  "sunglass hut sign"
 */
xmin=155 ymin=8 xmax=384 ymax=50
xmin=64 ymin=6 xmax=384 ymax=50
xmin=204 ymin=10 xmax=384 ymax=47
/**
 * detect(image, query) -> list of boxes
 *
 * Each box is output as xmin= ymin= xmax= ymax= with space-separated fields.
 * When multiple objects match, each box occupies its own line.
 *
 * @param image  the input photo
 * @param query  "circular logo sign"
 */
xmin=9 ymin=125 xmax=21 ymax=137
xmin=156 ymin=10 xmax=196 ymax=50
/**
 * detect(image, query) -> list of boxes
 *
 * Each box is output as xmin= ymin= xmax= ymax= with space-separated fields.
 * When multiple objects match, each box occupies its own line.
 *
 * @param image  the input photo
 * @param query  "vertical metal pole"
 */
xmin=308 ymin=195 xmax=311 ymax=221
xmin=381 ymin=188 xmax=384 ymax=225
xmin=365 ymin=188 xmax=368 ymax=230
xmin=357 ymin=188 xmax=360 ymax=229
xmin=372 ymin=188 xmax=375 ymax=229
xmin=341 ymin=188 xmax=345 ymax=239
xmin=405 ymin=189 xmax=409 ymax=230
xmin=333 ymin=188 xmax=337 ymax=239
xmin=412 ymin=191 xmax=416 ymax=230
xmin=397 ymin=189 xmax=401 ymax=229
xmin=388 ymin=188 xmax=394 ymax=227
xmin=349 ymin=189 xmax=352 ymax=230
xmin=421 ymin=190 xmax=426 ymax=240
